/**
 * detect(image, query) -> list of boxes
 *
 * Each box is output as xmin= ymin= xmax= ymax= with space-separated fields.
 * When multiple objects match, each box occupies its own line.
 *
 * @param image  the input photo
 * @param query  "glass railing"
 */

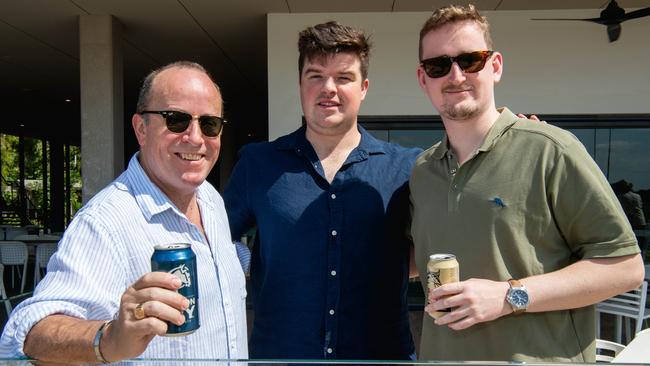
xmin=0 ymin=360 xmax=646 ymax=366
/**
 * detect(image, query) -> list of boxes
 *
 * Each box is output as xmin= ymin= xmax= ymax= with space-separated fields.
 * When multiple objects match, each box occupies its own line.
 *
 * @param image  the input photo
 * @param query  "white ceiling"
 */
xmin=1 ymin=0 xmax=649 ymax=142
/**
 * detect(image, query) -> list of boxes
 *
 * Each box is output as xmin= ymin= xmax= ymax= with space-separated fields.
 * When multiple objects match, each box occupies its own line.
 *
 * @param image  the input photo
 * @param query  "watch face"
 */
xmin=510 ymin=289 xmax=529 ymax=308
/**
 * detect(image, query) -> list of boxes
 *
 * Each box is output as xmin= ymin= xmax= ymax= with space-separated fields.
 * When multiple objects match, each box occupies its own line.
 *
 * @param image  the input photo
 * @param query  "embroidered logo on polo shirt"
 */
xmin=491 ymin=197 xmax=506 ymax=208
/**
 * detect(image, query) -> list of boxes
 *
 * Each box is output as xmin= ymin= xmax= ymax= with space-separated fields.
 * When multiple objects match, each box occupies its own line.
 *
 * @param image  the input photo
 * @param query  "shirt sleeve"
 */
xmin=234 ymin=241 xmax=251 ymax=273
xmin=223 ymin=146 xmax=256 ymax=243
xmin=0 ymin=211 xmax=126 ymax=358
xmin=547 ymin=141 xmax=639 ymax=259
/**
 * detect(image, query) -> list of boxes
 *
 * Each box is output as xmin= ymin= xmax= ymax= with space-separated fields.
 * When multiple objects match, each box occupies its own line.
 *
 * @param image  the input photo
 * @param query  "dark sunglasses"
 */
xmin=139 ymin=110 xmax=226 ymax=137
xmin=420 ymin=50 xmax=494 ymax=79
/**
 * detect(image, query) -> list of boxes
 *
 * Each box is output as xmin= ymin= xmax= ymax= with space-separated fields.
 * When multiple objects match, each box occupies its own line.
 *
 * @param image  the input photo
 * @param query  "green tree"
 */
xmin=1 ymin=134 xmax=20 ymax=209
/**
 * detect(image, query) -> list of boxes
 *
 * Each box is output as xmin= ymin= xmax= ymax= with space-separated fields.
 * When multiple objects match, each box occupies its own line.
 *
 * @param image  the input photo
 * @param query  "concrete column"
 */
xmin=79 ymin=15 xmax=124 ymax=203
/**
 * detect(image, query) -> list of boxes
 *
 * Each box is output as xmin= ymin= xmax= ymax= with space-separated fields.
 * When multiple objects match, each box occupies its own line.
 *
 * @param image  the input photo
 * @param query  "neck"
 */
xmin=137 ymin=154 xmax=199 ymax=217
xmin=305 ymin=123 xmax=361 ymax=161
xmin=167 ymin=192 xmax=198 ymax=216
xmin=443 ymin=107 xmax=501 ymax=165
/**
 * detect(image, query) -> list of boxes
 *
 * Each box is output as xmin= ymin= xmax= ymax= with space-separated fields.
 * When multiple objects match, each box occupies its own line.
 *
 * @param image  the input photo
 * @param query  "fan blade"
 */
xmin=531 ymin=17 xmax=607 ymax=25
xmin=531 ymin=17 xmax=601 ymax=22
xmin=607 ymin=23 xmax=621 ymax=42
xmin=621 ymin=7 xmax=650 ymax=21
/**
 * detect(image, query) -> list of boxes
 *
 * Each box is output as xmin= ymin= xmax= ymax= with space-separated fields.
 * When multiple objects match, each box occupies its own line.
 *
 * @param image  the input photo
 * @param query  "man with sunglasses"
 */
xmin=0 ymin=61 xmax=247 ymax=363
xmin=224 ymin=21 xmax=420 ymax=359
xmin=410 ymin=5 xmax=643 ymax=362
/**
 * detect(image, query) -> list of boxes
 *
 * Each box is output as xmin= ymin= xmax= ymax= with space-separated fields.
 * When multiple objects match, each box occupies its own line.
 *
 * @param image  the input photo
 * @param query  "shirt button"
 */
xmin=452 ymin=184 xmax=458 ymax=190
xmin=327 ymin=348 xmax=333 ymax=354
xmin=329 ymin=309 xmax=335 ymax=315
xmin=331 ymin=270 xmax=337 ymax=276
xmin=450 ymin=168 xmax=457 ymax=174
xmin=331 ymin=230 xmax=337 ymax=236
xmin=314 ymin=163 xmax=318 ymax=168
xmin=331 ymin=193 xmax=336 ymax=199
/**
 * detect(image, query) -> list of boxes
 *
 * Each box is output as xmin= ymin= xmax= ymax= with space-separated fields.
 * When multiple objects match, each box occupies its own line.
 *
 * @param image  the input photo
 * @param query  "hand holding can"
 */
xmin=151 ymin=243 xmax=200 ymax=336
xmin=426 ymin=254 xmax=459 ymax=319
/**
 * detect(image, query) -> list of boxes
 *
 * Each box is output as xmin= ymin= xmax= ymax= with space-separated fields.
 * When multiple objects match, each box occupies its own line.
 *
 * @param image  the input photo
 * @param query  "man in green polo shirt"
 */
xmin=410 ymin=4 xmax=645 ymax=362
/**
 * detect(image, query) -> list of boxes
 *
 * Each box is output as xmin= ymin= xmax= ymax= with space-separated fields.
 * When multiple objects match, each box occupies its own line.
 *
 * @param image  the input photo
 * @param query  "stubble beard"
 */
xmin=439 ymin=82 xmax=481 ymax=121
xmin=441 ymin=102 xmax=479 ymax=121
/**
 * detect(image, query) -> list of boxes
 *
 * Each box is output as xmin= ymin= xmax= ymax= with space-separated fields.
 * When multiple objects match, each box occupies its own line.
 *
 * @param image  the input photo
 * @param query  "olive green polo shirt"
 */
xmin=410 ymin=108 xmax=639 ymax=362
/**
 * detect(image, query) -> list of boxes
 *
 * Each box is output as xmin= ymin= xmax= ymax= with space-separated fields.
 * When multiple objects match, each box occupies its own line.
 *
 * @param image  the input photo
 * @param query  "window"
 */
xmin=362 ymin=114 xmax=650 ymax=230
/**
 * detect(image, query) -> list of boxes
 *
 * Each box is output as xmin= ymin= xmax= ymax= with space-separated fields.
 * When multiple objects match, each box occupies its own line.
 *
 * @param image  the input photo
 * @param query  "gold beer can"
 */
xmin=427 ymin=254 xmax=459 ymax=319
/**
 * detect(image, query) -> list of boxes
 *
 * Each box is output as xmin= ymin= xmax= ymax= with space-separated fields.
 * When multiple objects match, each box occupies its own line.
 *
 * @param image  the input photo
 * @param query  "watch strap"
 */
xmin=507 ymin=279 xmax=526 ymax=314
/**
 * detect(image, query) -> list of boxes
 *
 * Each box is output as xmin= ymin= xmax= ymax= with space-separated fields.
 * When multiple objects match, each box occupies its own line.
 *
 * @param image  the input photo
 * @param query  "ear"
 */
xmin=359 ymin=78 xmax=369 ymax=101
xmin=132 ymin=113 xmax=147 ymax=147
xmin=416 ymin=66 xmax=428 ymax=92
xmin=491 ymin=52 xmax=503 ymax=84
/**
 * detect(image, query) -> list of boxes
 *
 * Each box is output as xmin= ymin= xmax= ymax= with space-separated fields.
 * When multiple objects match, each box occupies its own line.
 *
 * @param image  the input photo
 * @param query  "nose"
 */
xmin=182 ymin=118 xmax=204 ymax=145
xmin=322 ymin=76 xmax=337 ymax=96
xmin=447 ymin=62 xmax=466 ymax=83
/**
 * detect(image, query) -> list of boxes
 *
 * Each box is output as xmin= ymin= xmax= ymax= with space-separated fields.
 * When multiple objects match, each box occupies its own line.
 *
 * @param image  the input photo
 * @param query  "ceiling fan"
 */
xmin=531 ymin=0 xmax=650 ymax=42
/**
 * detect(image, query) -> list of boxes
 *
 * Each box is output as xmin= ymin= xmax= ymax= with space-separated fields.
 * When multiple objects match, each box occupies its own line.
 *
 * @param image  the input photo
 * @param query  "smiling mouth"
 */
xmin=443 ymin=84 xmax=473 ymax=94
xmin=318 ymin=101 xmax=340 ymax=107
xmin=445 ymin=89 xmax=471 ymax=93
xmin=177 ymin=153 xmax=203 ymax=161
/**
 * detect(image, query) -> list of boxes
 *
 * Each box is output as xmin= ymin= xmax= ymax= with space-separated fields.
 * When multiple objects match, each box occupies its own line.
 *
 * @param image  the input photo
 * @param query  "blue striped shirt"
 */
xmin=0 ymin=154 xmax=248 ymax=359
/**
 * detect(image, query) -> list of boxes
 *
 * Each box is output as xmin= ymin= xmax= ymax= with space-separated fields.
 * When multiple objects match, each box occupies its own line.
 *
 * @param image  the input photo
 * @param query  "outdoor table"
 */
xmin=12 ymin=234 xmax=61 ymax=245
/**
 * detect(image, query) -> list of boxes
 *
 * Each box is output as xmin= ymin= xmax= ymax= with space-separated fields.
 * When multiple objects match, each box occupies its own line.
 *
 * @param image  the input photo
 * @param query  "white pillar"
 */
xmin=79 ymin=15 xmax=124 ymax=203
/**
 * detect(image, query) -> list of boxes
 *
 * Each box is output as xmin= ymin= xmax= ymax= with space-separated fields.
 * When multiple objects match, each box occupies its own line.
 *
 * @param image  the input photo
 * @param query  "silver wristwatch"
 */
xmin=506 ymin=279 xmax=529 ymax=314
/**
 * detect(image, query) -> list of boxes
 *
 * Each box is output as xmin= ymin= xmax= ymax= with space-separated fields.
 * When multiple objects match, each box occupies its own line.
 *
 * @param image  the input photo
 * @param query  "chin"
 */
xmin=181 ymin=173 xmax=209 ymax=187
xmin=442 ymin=103 xmax=479 ymax=120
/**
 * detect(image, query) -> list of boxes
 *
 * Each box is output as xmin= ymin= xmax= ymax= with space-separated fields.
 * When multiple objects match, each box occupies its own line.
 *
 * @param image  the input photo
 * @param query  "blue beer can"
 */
xmin=151 ymin=243 xmax=200 ymax=336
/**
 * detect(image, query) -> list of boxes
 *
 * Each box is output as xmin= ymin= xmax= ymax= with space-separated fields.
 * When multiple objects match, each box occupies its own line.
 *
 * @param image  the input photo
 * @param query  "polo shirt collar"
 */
xmin=477 ymin=107 xmax=517 ymax=153
xmin=430 ymin=107 xmax=517 ymax=160
xmin=431 ymin=135 xmax=451 ymax=160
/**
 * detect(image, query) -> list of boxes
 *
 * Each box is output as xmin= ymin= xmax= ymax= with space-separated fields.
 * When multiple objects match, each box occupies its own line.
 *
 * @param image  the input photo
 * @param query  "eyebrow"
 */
xmin=303 ymin=67 xmax=357 ymax=79
xmin=303 ymin=66 xmax=324 ymax=75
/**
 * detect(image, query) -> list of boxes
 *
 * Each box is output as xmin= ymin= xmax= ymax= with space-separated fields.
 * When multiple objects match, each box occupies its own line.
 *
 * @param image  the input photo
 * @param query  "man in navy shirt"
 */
xmin=224 ymin=21 xmax=420 ymax=359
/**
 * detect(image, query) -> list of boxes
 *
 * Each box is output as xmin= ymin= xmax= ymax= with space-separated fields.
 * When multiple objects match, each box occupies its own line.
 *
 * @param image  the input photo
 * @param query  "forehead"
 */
xmin=421 ymin=21 xmax=488 ymax=58
xmin=302 ymin=52 xmax=362 ymax=74
xmin=150 ymin=68 xmax=222 ymax=108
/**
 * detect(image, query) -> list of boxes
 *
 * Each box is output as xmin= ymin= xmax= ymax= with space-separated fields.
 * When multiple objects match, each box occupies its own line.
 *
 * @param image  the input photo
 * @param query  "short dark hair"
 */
xmin=136 ymin=61 xmax=220 ymax=113
xmin=298 ymin=21 xmax=372 ymax=79
xmin=419 ymin=4 xmax=493 ymax=60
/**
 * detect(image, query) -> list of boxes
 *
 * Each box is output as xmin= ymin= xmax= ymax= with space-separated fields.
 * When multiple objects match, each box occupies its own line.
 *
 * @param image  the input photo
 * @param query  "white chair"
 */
xmin=0 ymin=241 xmax=29 ymax=293
xmin=596 ymin=280 xmax=650 ymax=344
xmin=613 ymin=328 xmax=650 ymax=362
xmin=34 ymin=243 xmax=57 ymax=287
xmin=0 ymin=264 xmax=12 ymax=316
xmin=596 ymin=339 xmax=625 ymax=362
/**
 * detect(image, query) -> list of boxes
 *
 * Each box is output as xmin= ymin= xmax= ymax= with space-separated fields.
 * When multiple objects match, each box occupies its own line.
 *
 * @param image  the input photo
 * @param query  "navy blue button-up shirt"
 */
xmin=224 ymin=126 xmax=420 ymax=360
